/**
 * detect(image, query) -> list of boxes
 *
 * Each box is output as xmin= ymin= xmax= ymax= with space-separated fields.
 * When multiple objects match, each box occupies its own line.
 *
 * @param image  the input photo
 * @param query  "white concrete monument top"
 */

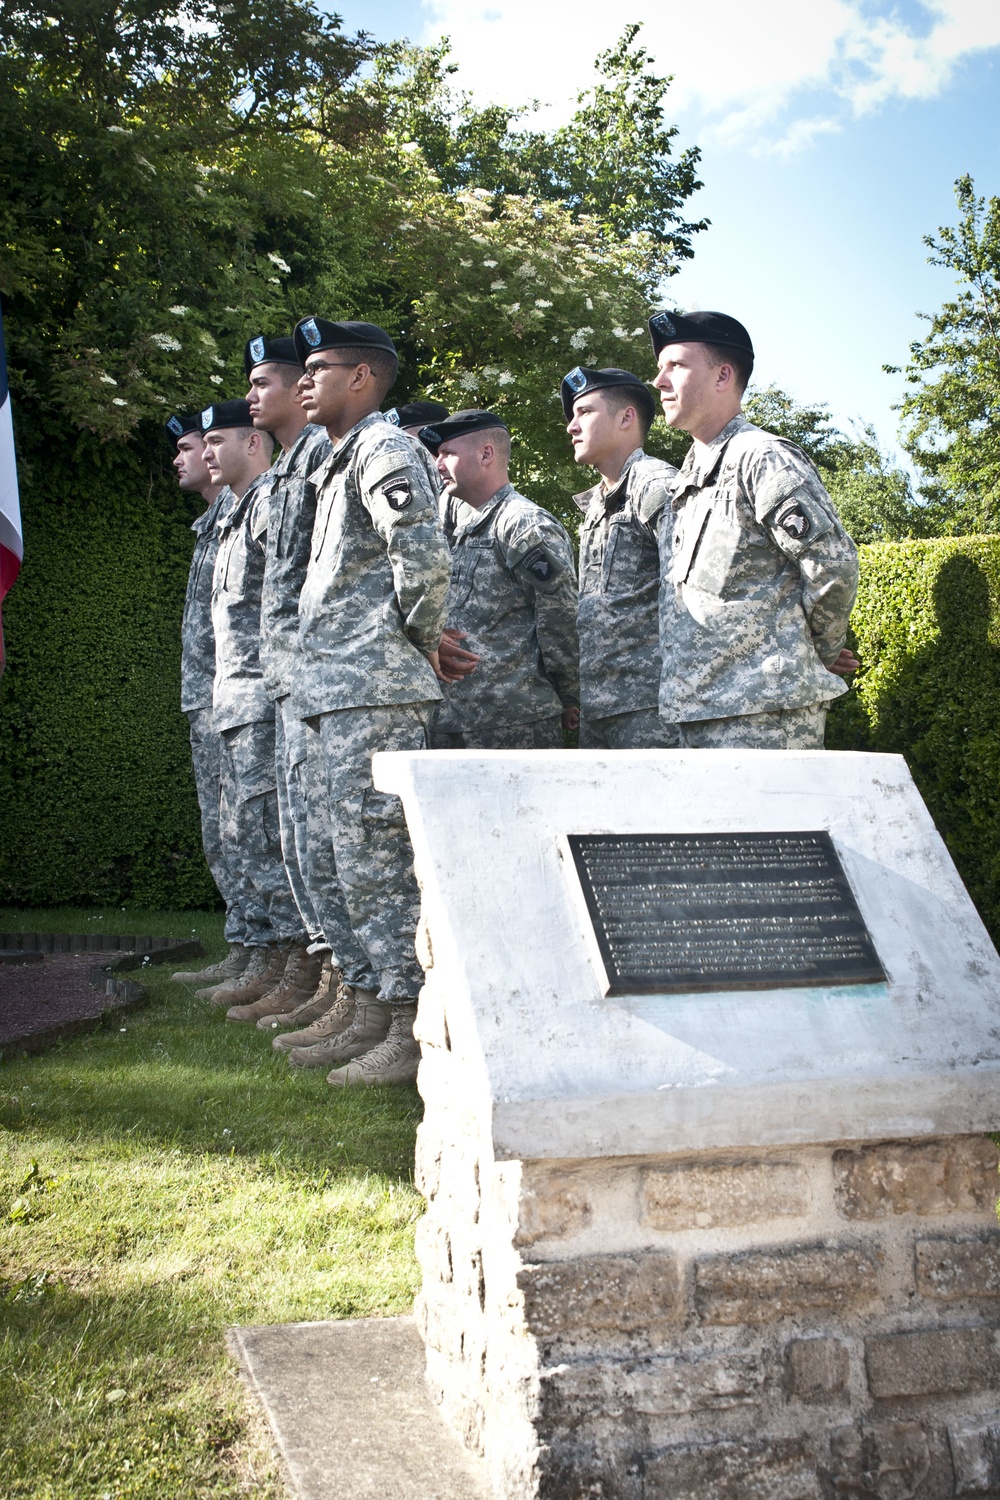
xmin=373 ymin=749 xmax=1000 ymax=1162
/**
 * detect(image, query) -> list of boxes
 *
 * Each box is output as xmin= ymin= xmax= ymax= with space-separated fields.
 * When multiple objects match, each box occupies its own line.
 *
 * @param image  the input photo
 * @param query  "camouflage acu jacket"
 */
xmin=211 ymin=472 xmax=274 ymax=732
xmin=658 ymin=416 xmax=859 ymax=723
xmin=295 ymin=413 xmax=451 ymax=716
xmin=180 ymin=487 xmax=230 ymax=713
xmin=435 ymin=483 xmax=579 ymax=733
xmin=574 ymin=447 xmax=677 ymax=718
xmin=256 ymin=423 xmax=331 ymax=701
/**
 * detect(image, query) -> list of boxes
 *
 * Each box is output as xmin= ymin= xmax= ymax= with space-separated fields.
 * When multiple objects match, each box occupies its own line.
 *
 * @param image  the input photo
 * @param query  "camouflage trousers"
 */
xmin=677 ymin=703 xmax=828 ymax=749
xmin=579 ymin=707 xmax=680 ymax=750
xmin=274 ymin=695 xmax=322 ymax=945
xmin=430 ymin=714 xmax=564 ymax=750
xmin=303 ymin=703 xmax=433 ymax=1002
xmin=218 ymin=719 xmax=305 ymax=946
xmin=186 ymin=707 xmax=248 ymax=945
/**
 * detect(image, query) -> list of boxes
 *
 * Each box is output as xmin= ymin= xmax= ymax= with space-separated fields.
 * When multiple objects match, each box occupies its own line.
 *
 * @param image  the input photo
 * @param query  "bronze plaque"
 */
xmin=567 ymin=831 xmax=885 ymax=995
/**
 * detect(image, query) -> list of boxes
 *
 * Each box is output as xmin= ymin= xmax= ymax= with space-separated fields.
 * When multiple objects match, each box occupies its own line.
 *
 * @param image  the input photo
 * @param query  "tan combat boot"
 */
xmin=327 ymin=1003 xmax=420 ymax=1088
xmin=283 ymin=985 xmax=379 ymax=1067
xmin=196 ymin=944 xmax=270 ymax=1000
xmin=258 ymin=956 xmax=339 ymax=1032
xmin=172 ymin=943 xmax=249 ymax=986
xmin=205 ymin=944 xmax=286 ymax=1007
xmin=226 ymin=945 xmax=321 ymax=1023
xmin=302 ymin=994 xmax=392 ymax=1069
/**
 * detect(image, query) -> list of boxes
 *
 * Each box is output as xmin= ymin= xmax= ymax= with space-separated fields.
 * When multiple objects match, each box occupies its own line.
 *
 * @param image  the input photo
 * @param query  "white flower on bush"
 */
xmin=458 ymin=372 xmax=479 ymax=392
xmin=585 ymin=297 xmax=594 ymax=311
xmin=99 ymin=373 xmax=118 ymax=385
xmin=169 ymin=305 xmax=189 ymax=316
xmin=534 ymin=299 xmax=552 ymax=309
xmin=150 ymin=333 xmax=182 ymax=352
xmin=483 ymin=260 xmax=498 ymax=268
xmin=612 ymin=327 xmax=629 ymax=339
xmin=497 ymin=371 xmax=514 ymax=386
xmin=631 ymin=327 xmax=644 ymax=336
xmin=301 ymin=189 xmax=316 ymax=199
xmin=267 ymin=252 xmax=291 ymax=273
xmin=267 ymin=277 xmax=280 ymax=284
xmin=490 ymin=280 xmax=506 ymax=291
xmin=459 ymin=259 xmax=472 ymax=267
xmin=505 ymin=302 xmax=521 ymax=314
xmin=107 ymin=125 xmax=132 ymax=135
xmin=209 ymin=375 xmax=223 ymax=385
xmin=112 ymin=398 xmax=127 ymax=407
xmin=570 ymin=327 xmax=593 ymax=350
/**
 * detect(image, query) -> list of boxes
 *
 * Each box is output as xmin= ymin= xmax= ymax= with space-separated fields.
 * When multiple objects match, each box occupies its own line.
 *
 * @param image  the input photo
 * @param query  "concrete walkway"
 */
xmin=228 ymin=1316 xmax=491 ymax=1500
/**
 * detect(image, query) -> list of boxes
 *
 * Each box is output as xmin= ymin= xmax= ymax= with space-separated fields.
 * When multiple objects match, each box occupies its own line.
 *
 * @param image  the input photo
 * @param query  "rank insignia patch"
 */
xmin=381 ymin=478 xmax=413 ymax=511
xmin=384 ymin=408 xmax=401 ymax=426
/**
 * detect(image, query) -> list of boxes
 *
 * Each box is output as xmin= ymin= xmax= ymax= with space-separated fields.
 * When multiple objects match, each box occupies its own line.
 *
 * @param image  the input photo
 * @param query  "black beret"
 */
xmin=418 ymin=409 xmax=510 ymax=454
xmin=384 ymin=400 xmax=450 ymax=429
xmin=292 ymin=316 xmax=397 ymax=366
xmin=649 ymin=309 xmax=754 ymax=360
xmin=244 ymin=334 xmax=301 ymax=378
xmin=164 ymin=412 xmax=201 ymax=445
xmin=559 ymin=365 xmax=656 ymax=423
xmin=199 ymin=398 xmax=254 ymax=433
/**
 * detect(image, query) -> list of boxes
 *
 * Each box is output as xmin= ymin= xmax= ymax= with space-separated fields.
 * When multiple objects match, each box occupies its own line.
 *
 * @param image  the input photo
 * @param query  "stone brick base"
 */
xmin=414 ymin=1029 xmax=1000 ymax=1499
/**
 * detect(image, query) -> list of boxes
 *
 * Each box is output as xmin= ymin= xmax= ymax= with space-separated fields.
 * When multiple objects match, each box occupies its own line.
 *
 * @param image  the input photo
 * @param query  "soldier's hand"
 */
xmin=562 ymin=706 xmax=580 ymax=732
xmin=438 ymin=628 xmax=480 ymax=683
xmin=826 ymin=647 xmax=860 ymax=676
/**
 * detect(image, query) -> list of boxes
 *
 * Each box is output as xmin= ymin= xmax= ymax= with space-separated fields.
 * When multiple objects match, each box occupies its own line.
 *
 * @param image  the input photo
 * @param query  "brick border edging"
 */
xmin=0 ymin=935 xmax=205 ymax=1058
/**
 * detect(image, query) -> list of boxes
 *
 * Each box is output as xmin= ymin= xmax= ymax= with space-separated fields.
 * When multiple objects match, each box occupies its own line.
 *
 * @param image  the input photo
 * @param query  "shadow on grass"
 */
xmin=0 ymin=960 xmax=422 ymax=1186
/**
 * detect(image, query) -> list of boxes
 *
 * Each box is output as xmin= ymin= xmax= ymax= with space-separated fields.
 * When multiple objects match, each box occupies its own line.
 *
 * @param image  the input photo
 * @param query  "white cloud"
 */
xmin=418 ymin=0 xmax=1000 ymax=152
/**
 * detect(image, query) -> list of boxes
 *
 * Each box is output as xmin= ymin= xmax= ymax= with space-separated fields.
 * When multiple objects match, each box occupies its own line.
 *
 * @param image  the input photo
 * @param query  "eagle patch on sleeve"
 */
xmin=380 ymin=476 xmax=413 ymax=512
xmin=521 ymin=546 xmax=555 ymax=582
xmin=777 ymin=503 xmax=811 ymax=540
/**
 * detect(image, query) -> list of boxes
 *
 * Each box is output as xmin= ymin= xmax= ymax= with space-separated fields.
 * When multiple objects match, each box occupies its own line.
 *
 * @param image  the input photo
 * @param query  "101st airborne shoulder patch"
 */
xmin=777 ymin=502 xmax=811 ymax=541
xmin=522 ymin=546 xmax=554 ymax=582
xmin=381 ymin=476 xmax=413 ymax=512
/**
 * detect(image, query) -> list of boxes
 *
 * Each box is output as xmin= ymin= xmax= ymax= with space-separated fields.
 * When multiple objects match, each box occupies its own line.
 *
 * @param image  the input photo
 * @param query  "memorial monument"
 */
xmin=373 ymin=747 xmax=1000 ymax=1500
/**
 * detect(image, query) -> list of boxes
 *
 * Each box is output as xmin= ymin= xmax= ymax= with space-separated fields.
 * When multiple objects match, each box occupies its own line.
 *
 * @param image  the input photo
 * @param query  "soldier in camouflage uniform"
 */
xmin=420 ymin=409 xmax=579 ymax=748
xmin=239 ymin=334 xmax=373 ymax=1035
xmin=562 ymin=367 xmax=679 ymax=749
xmin=287 ymin=317 xmax=452 ymax=1087
xmin=167 ymin=412 xmax=253 ymax=992
xmin=198 ymin=399 xmax=306 ymax=1012
xmin=649 ymin=310 xmax=859 ymax=747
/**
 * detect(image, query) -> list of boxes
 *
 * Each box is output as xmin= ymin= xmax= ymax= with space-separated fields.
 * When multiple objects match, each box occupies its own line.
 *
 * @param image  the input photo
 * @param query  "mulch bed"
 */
xmin=0 ymin=937 xmax=204 ymax=1057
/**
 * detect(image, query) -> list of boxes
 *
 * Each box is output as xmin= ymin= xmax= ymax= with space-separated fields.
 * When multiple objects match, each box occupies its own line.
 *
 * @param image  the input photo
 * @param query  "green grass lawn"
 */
xmin=0 ymin=908 xmax=424 ymax=1498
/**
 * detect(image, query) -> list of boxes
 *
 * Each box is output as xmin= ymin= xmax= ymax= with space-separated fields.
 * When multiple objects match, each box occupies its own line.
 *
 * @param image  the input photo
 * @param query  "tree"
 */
xmin=896 ymin=176 xmax=1000 ymax=533
xmin=743 ymin=385 xmax=927 ymax=544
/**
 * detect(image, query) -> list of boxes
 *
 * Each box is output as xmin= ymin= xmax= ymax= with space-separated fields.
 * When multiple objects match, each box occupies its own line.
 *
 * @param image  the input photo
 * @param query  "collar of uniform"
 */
xmin=571 ymin=447 xmax=645 ymax=514
xmin=221 ymin=468 xmax=272 ymax=530
xmin=453 ymin=482 xmax=514 ymax=536
xmin=327 ymin=409 xmax=388 ymax=467
xmin=672 ymin=415 xmax=750 ymax=502
xmin=269 ymin=422 xmax=316 ymax=478
xmin=190 ymin=487 xmax=228 ymax=536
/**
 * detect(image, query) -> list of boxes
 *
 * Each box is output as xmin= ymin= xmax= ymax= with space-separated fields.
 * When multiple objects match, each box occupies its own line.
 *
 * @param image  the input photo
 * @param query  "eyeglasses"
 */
xmin=301 ymin=360 xmax=360 ymax=380
xmin=563 ymin=366 xmax=589 ymax=393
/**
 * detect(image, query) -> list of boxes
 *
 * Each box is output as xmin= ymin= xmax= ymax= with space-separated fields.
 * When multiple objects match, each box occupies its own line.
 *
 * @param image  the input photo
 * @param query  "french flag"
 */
xmin=0 ymin=299 xmax=22 ymax=672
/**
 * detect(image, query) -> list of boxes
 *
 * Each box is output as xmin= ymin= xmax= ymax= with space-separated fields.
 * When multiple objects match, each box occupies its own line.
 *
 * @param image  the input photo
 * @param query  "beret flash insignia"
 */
xmin=200 ymin=406 xmax=214 ymax=430
xmin=167 ymin=415 xmax=183 ymax=436
xmin=301 ymin=317 xmax=322 ymax=348
xmin=249 ymin=335 xmax=266 ymax=364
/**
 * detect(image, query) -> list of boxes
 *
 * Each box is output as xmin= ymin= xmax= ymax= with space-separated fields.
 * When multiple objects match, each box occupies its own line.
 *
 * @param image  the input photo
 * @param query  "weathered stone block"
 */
xmin=414 ymin=1216 xmax=453 ymax=1286
xmin=644 ymin=1436 xmax=819 ymax=1499
xmin=784 ymin=1336 xmax=850 ymax=1403
xmin=915 ymin=1234 xmax=1000 ymax=1301
xmin=642 ymin=1159 xmax=810 ymax=1231
xmin=695 ymin=1244 xmax=880 ymax=1326
xmin=949 ymin=1420 xmax=1000 ymax=1494
xmin=826 ymin=1421 xmax=930 ymax=1499
xmin=517 ymin=1252 xmax=681 ymax=1343
xmin=514 ymin=1169 xmax=593 ymax=1248
xmin=865 ymin=1326 xmax=1000 ymax=1398
xmin=538 ymin=1348 xmax=765 ymax=1430
xmin=833 ymin=1137 xmax=999 ymax=1221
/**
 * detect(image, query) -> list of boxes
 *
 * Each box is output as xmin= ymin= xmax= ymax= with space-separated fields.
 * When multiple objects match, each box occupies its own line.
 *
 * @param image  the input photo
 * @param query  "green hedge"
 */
xmin=0 ymin=420 xmax=217 ymax=910
xmin=827 ymin=536 xmax=1000 ymax=945
xmin=3 ymin=442 xmax=1000 ymax=944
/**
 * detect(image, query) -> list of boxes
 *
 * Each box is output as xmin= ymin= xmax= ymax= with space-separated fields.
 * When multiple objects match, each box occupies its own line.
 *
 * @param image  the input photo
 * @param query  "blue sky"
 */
xmin=328 ymin=1 xmax=999 ymax=467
